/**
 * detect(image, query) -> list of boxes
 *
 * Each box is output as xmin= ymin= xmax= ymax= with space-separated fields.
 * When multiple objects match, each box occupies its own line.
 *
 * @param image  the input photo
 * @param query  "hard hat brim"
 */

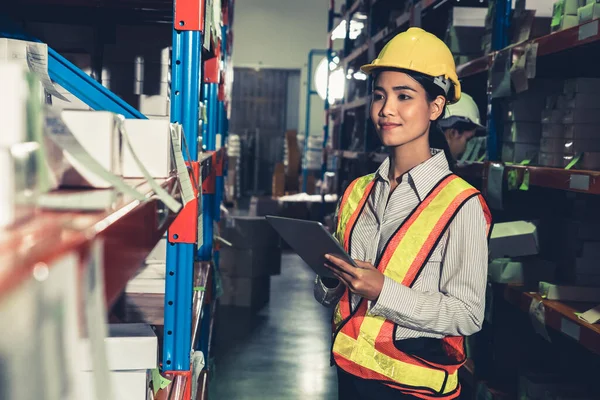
xmin=361 ymin=63 xmax=461 ymax=103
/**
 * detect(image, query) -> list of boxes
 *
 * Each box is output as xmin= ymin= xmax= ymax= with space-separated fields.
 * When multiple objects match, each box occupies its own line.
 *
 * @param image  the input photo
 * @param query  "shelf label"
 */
xmin=579 ymin=20 xmax=598 ymax=41
xmin=560 ymin=318 xmax=581 ymax=341
xmin=569 ymin=174 xmax=590 ymax=191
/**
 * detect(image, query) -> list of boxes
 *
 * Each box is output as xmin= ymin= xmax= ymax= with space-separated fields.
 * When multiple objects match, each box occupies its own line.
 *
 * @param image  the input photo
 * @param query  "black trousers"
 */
xmin=337 ymin=368 xmax=420 ymax=400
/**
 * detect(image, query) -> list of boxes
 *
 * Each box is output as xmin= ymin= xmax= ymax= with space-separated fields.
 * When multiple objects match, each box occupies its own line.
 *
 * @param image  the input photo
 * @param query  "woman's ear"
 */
xmin=430 ymin=95 xmax=446 ymax=121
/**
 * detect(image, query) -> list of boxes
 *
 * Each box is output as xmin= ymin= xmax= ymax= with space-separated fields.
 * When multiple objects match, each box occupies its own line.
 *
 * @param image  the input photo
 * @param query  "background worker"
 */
xmin=437 ymin=92 xmax=486 ymax=161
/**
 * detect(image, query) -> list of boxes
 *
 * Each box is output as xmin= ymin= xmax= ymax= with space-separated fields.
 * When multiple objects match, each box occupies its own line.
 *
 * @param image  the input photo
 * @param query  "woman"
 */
xmin=314 ymin=28 xmax=491 ymax=400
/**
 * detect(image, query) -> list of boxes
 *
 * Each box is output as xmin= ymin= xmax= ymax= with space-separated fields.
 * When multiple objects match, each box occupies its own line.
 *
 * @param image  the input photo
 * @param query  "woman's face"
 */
xmin=370 ymin=71 xmax=445 ymax=148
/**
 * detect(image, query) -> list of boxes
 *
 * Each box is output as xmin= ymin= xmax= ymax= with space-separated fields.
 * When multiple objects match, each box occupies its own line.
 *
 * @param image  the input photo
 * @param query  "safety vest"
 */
xmin=332 ymin=173 xmax=491 ymax=400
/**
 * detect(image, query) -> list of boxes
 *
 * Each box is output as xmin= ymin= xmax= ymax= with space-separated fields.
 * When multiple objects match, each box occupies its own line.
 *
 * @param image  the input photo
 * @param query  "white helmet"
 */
xmin=439 ymin=93 xmax=486 ymax=131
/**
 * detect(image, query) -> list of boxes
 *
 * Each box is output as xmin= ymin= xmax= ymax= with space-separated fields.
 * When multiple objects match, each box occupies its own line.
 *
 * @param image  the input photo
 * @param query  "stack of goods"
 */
xmin=501 ymin=81 xmax=557 ymax=164
xmin=102 ymin=25 xmax=172 ymax=120
xmin=226 ymin=134 xmax=241 ymax=204
xmin=483 ymin=0 xmax=553 ymax=52
xmin=445 ymin=6 xmax=487 ymax=66
xmin=552 ymin=0 xmax=586 ymax=31
xmin=219 ymin=216 xmax=282 ymax=309
xmin=511 ymin=0 xmax=552 ymax=42
xmin=80 ymin=324 xmax=158 ymax=400
xmin=124 ymin=236 xmax=167 ymax=324
xmin=540 ymin=78 xmax=600 ymax=169
xmin=0 ymin=59 xmax=44 ymax=227
xmin=488 ymin=221 xmax=556 ymax=287
xmin=577 ymin=0 xmax=600 ymax=24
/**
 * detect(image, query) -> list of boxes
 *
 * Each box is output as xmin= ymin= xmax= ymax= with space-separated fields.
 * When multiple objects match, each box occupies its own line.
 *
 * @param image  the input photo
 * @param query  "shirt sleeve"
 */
xmin=368 ymin=196 xmax=489 ymax=336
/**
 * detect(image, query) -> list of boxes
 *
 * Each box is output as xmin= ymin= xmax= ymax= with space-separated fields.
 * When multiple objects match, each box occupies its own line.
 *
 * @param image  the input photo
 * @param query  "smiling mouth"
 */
xmin=379 ymin=124 xmax=402 ymax=131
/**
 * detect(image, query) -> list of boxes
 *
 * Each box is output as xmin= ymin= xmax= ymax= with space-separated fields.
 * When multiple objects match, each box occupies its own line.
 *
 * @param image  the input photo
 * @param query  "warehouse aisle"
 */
xmin=212 ymin=252 xmax=338 ymax=400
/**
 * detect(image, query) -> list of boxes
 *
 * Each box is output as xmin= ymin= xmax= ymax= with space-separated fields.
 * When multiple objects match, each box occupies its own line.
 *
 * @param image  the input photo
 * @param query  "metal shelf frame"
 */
xmin=2 ymin=0 xmax=234 ymax=395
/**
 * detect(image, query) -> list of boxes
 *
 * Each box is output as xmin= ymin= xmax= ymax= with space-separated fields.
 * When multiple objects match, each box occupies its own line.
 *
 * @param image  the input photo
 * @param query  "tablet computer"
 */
xmin=265 ymin=215 xmax=357 ymax=279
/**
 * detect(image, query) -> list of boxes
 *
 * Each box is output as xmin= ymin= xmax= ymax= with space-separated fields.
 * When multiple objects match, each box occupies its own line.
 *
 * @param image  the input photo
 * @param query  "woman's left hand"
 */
xmin=324 ymin=255 xmax=384 ymax=301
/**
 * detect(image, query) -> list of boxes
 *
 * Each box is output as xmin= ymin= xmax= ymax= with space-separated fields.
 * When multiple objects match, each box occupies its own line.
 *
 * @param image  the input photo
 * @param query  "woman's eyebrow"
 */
xmin=372 ymin=85 xmax=416 ymax=92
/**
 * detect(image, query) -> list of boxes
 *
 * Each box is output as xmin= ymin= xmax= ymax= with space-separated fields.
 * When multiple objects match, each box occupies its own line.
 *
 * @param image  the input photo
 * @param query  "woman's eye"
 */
xmin=372 ymin=93 xmax=384 ymax=101
xmin=398 ymin=94 xmax=411 ymax=100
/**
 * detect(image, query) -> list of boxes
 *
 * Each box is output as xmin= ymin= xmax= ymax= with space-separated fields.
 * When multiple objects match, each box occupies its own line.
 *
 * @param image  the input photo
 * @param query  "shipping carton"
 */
xmin=490 ymin=221 xmax=539 ymax=258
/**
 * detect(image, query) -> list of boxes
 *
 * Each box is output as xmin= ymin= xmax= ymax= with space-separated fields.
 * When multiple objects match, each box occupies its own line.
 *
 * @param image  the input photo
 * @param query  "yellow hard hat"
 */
xmin=361 ymin=27 xmax=461 ymax=103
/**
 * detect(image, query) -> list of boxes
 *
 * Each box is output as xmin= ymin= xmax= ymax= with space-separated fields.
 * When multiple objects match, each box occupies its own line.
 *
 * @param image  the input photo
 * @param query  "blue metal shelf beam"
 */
xmin=0 ymin=16 xmax=145 ymax=119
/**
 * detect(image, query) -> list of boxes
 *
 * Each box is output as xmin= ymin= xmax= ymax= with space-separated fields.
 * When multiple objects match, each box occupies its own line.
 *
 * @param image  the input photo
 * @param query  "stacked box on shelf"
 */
xmin=219 ymin=216 xmax=282 ymax=309
xmin=540 ymin=78 xmax=600 ymax=170
xmin=578 ymin=0 xmax=600 ymax=24
xmin=124 ymin=236 xmax=167 ymax=324
xmin=80 ymin=324 xmax=158 ymax=400
xmin=501 ymin=81 xmax=557 ymax=164
xmin=102 ymin=25 xmax=172 ymax=118
xmin=446 ymin=6 xmax=487 ymax=66
xmin=552 ymin=0 xmax=589 ymax=31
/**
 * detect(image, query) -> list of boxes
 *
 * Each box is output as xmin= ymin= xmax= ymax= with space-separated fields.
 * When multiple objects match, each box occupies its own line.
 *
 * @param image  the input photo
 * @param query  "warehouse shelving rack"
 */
xmin=0 ymin=0 xmax=234 ymax=397
xmin=325 ymin=0 xmax=600 ymax=398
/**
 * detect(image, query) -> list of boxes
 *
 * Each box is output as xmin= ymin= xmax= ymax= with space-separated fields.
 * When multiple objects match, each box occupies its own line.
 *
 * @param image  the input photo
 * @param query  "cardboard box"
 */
xmin=0 ymin=63 xmax=29 ymax=147
xmin=81 ymin=369 xmax=149 ymax=400
xmin=540 ymin=137 xmax=600 ymax=154
xmin=562 ymin=108 xmax=600 ymax=124
xmin=578 ymin=2 xmax=600 ymax=23
xmin=539 ymin=281 xmax=600 ymax=301
xmin=0 ymin=143 xmax=39 ymax=227
xmin=80 ymin=323 xmax=157 ymax=371
xmin=488 ymin=257 xmax=556 ymax=285
xmin=557 ymin=92 xmax=600 ymax=109
xmin=0 ymin=38 xmax=31 ymax=69
xmin=221 ymin=216 xmax=281 ymax=249
xmin=561 ymin=15 xmax=580 ymax=30
xmin=505 ymin=97 xmax=546 ymax=122
xmin=220 ymin=275 xmax=271 ymax=308
xmin=122 ymin=119 xmax=172 ymax=178
xmin=490 ymin=221 xmax=539 ymax=258
xmin=60 ymin=110 xmax=122 ymax=187
xmin=539 ymin=152 xmax=573 ymax=168
xmin=564 ymin=0 xmax=585 ymax=15
xmin=220 ymin=247 xmax=282 ymax=277
xmin=564 ymin=78 xmax=600 ymax=94
xmin=503 ymin=122 xmax=541 ymax=143
xmin=446 ymin=26 xmax=485 ymax=54
xmin=501 ymin=142 xmax=538 ymax=163
xmin=541 ymin=123 xmax=600 ymax=139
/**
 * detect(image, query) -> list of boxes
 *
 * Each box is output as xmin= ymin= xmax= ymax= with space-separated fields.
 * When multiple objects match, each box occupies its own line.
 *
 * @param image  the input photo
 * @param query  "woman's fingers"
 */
xmin=325 ymin=255 xmax=359 ymax=278
xmin=324 ymin=261 xmax=355 ymax=283
xmin=354 ymin=260 xmax=377 ymax=270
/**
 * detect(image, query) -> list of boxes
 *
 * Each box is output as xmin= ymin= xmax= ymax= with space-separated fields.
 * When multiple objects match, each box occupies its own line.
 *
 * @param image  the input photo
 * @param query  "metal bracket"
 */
xmin=204 ymin=57 xmax=220 ymax=84
xmin=174 ymin=0 xmax=205 ymax=31
xmin=169 ymin=162 xmax=200 ymax=244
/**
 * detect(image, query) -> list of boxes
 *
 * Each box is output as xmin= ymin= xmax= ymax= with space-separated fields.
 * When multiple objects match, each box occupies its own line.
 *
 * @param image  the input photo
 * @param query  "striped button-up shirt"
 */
xmin=314 ymin=150 xmax=489 ymax=340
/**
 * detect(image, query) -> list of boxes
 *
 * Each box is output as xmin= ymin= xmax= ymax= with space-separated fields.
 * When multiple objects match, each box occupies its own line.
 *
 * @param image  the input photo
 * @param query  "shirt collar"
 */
xmin=376 ymin=149 xmax=451 ymax=200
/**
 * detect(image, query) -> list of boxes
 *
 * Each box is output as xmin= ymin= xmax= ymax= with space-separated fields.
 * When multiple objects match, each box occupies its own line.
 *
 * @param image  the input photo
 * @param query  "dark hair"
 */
xmin=373 ymin=69 xmax=456 ymax=171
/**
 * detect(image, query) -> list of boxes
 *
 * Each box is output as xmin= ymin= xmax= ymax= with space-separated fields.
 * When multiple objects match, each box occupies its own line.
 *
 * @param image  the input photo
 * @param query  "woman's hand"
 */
xmin=324 ymin=255 xmax=384 ymax=301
